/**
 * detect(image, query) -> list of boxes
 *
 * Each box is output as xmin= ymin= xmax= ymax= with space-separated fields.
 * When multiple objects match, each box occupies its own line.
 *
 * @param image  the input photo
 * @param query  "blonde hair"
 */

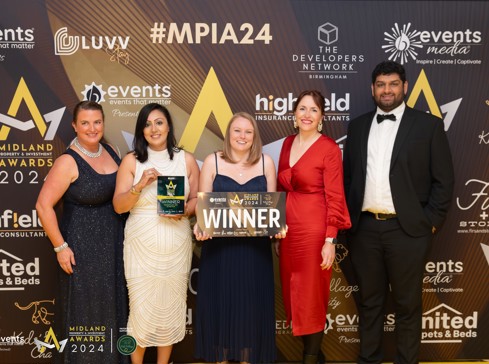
xmin=221 ymin=112 xmax=263 ymax=165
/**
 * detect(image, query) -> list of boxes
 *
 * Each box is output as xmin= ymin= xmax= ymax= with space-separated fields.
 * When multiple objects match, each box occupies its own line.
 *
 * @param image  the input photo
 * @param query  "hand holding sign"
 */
xmin=196 ymin=192 xmax=286 ymax=237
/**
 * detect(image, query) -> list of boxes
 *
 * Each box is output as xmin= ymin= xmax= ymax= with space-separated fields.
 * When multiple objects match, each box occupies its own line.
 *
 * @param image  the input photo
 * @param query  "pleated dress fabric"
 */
xmin=124 ymin=148 xmax=192 ymax=347
xmin=195 ymin=155 xmax=276 ymax=364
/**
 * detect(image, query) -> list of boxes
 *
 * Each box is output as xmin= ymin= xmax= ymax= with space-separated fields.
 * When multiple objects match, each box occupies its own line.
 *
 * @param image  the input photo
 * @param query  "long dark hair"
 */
xmin=133 ymin=103 xmax=180 ymax=163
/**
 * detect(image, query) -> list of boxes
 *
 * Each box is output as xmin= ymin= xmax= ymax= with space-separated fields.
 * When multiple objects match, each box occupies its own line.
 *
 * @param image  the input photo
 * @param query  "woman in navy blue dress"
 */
xmin=193 ymin=112 xmax=283 ymax=363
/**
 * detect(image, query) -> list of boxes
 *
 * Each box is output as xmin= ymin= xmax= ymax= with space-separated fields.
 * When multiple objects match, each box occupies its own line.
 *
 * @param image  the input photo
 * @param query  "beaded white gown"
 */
xmin=124 ymin=148 xmax=192 ymax=347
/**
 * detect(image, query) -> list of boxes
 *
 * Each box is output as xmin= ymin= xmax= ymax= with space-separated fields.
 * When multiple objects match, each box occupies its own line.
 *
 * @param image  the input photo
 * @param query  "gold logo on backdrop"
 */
xmin=333 ymin=244 xmax=349 ymax=272
xmin=34 ymin=327 xmax=68 ymax=353
xmin=0 ymin=78 xmax=65 ymax=141
xmin=406 ymin=69 xmax=442 ymax=118
xmin=15 ymin=299 xmax=55 ymax=325
xmin=179 ymin=67 xmax=233 ymax=152
xmin=406 ymin=69 xmax=461 ymax=131
xmin=0 ymin=78 xmax=47 ymax=140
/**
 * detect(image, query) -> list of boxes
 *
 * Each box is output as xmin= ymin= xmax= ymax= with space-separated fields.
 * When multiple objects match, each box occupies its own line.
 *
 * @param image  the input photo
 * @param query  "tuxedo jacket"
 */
xmin=343 ymin=106 xmax=454 ymax=237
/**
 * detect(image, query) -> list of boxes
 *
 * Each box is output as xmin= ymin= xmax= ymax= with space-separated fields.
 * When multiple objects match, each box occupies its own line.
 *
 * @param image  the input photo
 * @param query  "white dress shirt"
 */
xmin=362 ymin=103 xmax=406 ymax=214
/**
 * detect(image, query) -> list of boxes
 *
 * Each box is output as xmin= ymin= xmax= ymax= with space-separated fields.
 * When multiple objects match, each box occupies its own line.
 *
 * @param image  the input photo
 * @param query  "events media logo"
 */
xmin=383 ymin=22 xmax=482 ymax=64
xmin=81 ymin=82 xmax=107 ymax=103
xmin=383 ymin=23 xmax=423 ymax=64
xmin=80 ymin=81 xmax=171 ymax=105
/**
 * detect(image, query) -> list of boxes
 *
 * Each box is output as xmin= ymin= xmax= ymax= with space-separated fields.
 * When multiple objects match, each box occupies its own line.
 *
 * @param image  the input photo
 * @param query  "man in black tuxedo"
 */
xmin=343 ymin=61 xmax=454 ymax=364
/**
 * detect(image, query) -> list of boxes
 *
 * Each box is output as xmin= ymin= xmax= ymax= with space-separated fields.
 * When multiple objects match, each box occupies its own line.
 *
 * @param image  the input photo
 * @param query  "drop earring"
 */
xmin=318 ymin=123 xmax=323 ymax=132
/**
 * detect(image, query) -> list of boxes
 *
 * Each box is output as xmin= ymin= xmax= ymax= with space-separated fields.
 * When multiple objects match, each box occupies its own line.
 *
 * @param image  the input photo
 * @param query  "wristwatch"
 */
xmin=325 ymin=237 xmax=337 ymax=245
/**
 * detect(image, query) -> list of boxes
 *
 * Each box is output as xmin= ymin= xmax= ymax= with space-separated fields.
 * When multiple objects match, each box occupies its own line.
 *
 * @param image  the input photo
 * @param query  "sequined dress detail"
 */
xmin=57 ymin=144 xmax=128 ymax=364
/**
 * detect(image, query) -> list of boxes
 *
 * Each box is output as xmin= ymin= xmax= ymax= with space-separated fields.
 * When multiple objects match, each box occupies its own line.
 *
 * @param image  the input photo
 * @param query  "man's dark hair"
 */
xmin=371 ymin=60 xmax=406 ymax=84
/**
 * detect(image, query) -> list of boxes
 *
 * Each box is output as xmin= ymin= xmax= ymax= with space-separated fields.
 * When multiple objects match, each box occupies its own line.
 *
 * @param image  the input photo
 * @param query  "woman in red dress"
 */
xmin=277 ymin=90 xmax=351 ymax=364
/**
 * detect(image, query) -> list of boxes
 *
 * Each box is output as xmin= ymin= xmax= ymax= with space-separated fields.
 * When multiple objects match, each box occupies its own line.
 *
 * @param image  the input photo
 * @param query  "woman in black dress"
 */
xmin=193 ymin=112 xmax=284 ymax=364
xmin=36 ymin=101 xmax=128 ymax=364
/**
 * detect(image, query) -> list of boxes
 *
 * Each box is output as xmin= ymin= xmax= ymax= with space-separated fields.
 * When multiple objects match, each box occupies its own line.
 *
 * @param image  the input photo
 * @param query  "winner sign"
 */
xmin=196 ymin=192 xmax=286 ymax=237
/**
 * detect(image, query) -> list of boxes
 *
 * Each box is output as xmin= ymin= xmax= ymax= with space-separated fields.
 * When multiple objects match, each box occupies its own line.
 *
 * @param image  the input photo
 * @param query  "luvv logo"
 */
xmin=54 ymin=27 xmax=130 ymax=56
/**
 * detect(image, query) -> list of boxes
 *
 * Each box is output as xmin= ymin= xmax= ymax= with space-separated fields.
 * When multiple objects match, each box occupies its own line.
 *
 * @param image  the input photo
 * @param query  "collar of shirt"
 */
xmin=374 ymin=102 xmax=406 ymax=123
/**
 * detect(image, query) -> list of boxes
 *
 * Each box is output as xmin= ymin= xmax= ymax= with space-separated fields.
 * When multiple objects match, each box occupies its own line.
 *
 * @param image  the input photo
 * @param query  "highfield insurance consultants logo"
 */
xmin=421 ymin=303 xmax=478 ymax=343
xmin=254 ymin=92 xmax=350 ymax=123
xmin=292 ymin=22 xmax=365 ymax=80
xmin=0 ymin=26 xmax=35 ymax=50
xmin=423 ymin=260 xmax=464 ymax=294
xmin=0 ymin=250 xmax=41 ymax=291
xmin=0 ymin=209 xmax=45 ymax=239
xmin=456 ymin=179 xmax=489 ymax=233
xmin=54 ymin=27 xmax=130 ymax=61
xmin=80 ymin=81 xmax=171 ymax=109
xmin=383 ymin=22 xmax=483 ymax=65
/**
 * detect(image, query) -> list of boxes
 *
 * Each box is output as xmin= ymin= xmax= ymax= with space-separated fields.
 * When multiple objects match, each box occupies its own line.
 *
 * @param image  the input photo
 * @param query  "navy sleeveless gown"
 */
xmin=195 ymin=171 xmax=276 ymax=363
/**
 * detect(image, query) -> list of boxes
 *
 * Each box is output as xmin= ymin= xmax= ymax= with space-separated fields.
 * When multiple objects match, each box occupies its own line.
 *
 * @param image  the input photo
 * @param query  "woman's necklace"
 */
xmin=238 ymin=165 xmax=245 ymax=177
xmin=74 ymin=138 xmax=103 ymax=158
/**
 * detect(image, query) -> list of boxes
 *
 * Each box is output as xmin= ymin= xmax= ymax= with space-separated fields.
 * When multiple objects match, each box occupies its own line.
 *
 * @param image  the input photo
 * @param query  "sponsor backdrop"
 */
xmin=0 ymin=0 xmax=488 ymax=362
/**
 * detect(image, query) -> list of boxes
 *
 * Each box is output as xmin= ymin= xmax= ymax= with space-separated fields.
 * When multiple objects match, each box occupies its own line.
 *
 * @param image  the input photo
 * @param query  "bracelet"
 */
xmin=325 ymin=237 xmax=338 ymax=245
xmin=130 ymin=186 xmax=141 ymax=195
xmin=54 ymin=242 xmax=69 ymax=253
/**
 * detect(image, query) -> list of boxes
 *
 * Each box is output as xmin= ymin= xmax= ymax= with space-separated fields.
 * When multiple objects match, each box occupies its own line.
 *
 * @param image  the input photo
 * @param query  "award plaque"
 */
xmin=157 ymin=176 xmax=185 ymax=215
xmin=196 ymin=192 xmax=286 ymax=237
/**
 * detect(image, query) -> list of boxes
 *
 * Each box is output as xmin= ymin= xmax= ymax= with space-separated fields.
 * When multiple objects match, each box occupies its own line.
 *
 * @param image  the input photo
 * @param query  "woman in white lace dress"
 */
xmin=113 ymin=103 xmax=199 ymax=364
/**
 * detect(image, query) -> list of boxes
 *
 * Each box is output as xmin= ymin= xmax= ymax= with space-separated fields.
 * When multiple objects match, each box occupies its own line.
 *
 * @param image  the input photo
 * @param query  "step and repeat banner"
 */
xmin=1 ymin=0 xmax=488 ymax=362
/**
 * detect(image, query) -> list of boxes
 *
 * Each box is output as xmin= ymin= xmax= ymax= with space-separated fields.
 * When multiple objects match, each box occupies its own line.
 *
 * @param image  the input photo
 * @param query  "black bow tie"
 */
xmin=377 ymin=114 xmax=396 ymax=123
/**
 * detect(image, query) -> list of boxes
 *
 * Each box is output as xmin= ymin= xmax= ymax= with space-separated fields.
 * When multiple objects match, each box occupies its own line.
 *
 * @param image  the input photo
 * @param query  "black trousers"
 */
xmin=349 ymin=213 xmax=432 ymax=364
